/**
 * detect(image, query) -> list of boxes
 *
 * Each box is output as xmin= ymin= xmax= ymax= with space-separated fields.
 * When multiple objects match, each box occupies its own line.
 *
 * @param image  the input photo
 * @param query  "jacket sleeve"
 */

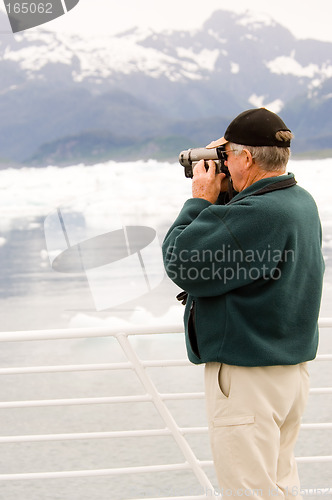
xmin=162 ymin=197 xmax=286 ymax=297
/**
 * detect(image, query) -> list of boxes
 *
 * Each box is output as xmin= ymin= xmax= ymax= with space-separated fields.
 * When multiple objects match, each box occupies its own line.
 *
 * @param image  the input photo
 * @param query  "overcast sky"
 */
xmin=1 ymin=0 xmax=332 ymax=41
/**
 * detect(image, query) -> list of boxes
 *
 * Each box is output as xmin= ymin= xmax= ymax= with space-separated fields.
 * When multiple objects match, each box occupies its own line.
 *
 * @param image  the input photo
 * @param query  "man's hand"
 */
xmin=192 ymin=160 xmax=226 ymax=203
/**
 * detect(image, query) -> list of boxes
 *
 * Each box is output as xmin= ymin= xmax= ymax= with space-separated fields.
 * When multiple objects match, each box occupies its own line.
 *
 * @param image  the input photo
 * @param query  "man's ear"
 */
xmin=242 ymin=148 xmax=254 ymax=170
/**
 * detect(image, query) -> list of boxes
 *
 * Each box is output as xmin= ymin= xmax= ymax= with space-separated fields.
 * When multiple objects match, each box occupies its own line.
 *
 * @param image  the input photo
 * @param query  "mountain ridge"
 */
xmin=1 ymin=9 xmax=332 ymax=166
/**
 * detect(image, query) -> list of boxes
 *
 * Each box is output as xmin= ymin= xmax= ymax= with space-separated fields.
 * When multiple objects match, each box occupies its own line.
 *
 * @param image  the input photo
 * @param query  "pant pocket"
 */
xmin=217 ymin=363 xmax=231 ymax=399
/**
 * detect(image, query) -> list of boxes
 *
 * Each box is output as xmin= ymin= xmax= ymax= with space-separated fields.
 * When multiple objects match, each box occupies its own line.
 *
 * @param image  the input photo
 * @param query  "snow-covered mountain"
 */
xmin=1 ymin=9 xmax=332 ymax=164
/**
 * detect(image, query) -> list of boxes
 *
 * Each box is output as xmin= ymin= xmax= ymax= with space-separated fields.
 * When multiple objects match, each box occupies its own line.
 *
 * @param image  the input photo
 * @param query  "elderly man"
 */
xmin=162 ymin=108 xmax=325 ymax=498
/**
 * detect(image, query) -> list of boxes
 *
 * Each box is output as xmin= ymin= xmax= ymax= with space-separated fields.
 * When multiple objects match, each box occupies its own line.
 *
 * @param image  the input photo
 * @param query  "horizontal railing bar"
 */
xmin=315 ymin=354 xmax=332 ymax=361
xmin=309 ymin=388 xmax=332 ymax=394
xmin=199 ymin=455 xmax=332 ymax=465
xmin=296 ymin=456 xmax=332 ymax=463
xmin=1 ymin=354 xmax=331 ymax=376
xmin=0 ymin=427 xmax=209 ymax=444
xmin=0 ymin=359 xmax=192 ymax=375
xmin=0 ymin=319 xmax=331 ymax=343
xmin=1 ymin=386 xmax=331 ymax=409
xmin=318 ymin=318 xmax=332 ymax=328
xmin=0 ymin=394 xmax=152 ymax=409
xmin=0 ymin=458 xmax=331 ymax=482
xmin=3 ymin=420 xmax=332 ymax=444
xmin=0 ymin=354 xmax=331 ymax=377
xmin=143 ymin=359 xmax=191 ymax=368
xmin=0 ymin=325 xmax=184 ymax=343
xmin=0 ymin=362 xmax=133 ymax=375
xmin=0 ymin=393 xmax=207 ymax=409
xmin=0 ymin=429 xmax=173 ymax=443
xmin=301 ymin=422 xmax=332 ymax=430
xmin=161 ymin=392 xmax=205 ymax=400
xmin=0 ymin=462 xmax=193 ymax=481
xmin=198 ymin=460 xmax=213 ymax=467
xmin=1 ymin=422 xmax=332 ymax=444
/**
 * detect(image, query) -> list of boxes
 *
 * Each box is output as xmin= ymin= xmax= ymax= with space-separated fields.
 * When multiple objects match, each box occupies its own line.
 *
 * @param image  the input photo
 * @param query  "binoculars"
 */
xmin=179 ymin=146 xmax=230 ymax=179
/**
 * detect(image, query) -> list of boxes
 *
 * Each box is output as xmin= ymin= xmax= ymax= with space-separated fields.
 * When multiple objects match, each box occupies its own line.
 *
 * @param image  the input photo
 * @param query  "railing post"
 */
xmin=116 ymin=332 xmax=214 ymax=493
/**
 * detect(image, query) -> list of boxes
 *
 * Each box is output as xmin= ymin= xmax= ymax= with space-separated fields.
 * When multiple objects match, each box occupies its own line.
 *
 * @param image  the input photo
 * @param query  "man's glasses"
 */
xmin=217 ymin=146 xmax=236 ymax=162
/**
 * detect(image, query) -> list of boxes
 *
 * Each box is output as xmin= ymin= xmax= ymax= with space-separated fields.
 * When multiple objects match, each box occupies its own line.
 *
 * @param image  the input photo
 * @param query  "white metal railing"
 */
xmin=0 ymin=319 xmax=331 ymax=499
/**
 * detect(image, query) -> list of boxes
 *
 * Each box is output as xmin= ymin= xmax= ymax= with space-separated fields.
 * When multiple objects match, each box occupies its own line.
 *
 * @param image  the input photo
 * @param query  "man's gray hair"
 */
xmin=229 ymin=131 xmax=294 ymax=172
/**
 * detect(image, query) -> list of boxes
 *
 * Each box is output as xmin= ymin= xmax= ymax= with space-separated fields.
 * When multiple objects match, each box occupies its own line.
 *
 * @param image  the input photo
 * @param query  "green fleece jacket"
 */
xmin=162 ymin=173 xmax=325 ymax=366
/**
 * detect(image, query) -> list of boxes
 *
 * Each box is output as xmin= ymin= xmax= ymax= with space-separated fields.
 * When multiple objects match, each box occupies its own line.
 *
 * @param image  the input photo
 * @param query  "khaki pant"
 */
xmin=204 ymin=362 xmax=310 ymax=499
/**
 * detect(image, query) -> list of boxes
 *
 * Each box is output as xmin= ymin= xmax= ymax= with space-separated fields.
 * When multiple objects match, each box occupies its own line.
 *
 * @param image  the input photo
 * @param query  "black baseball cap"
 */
xmin=206 ymin=108 xmax=292 ymax=149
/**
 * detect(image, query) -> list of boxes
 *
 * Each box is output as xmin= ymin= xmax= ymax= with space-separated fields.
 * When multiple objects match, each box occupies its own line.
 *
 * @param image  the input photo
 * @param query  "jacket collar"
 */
xmin=228 ymin=172 xmax=296 ymax=204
